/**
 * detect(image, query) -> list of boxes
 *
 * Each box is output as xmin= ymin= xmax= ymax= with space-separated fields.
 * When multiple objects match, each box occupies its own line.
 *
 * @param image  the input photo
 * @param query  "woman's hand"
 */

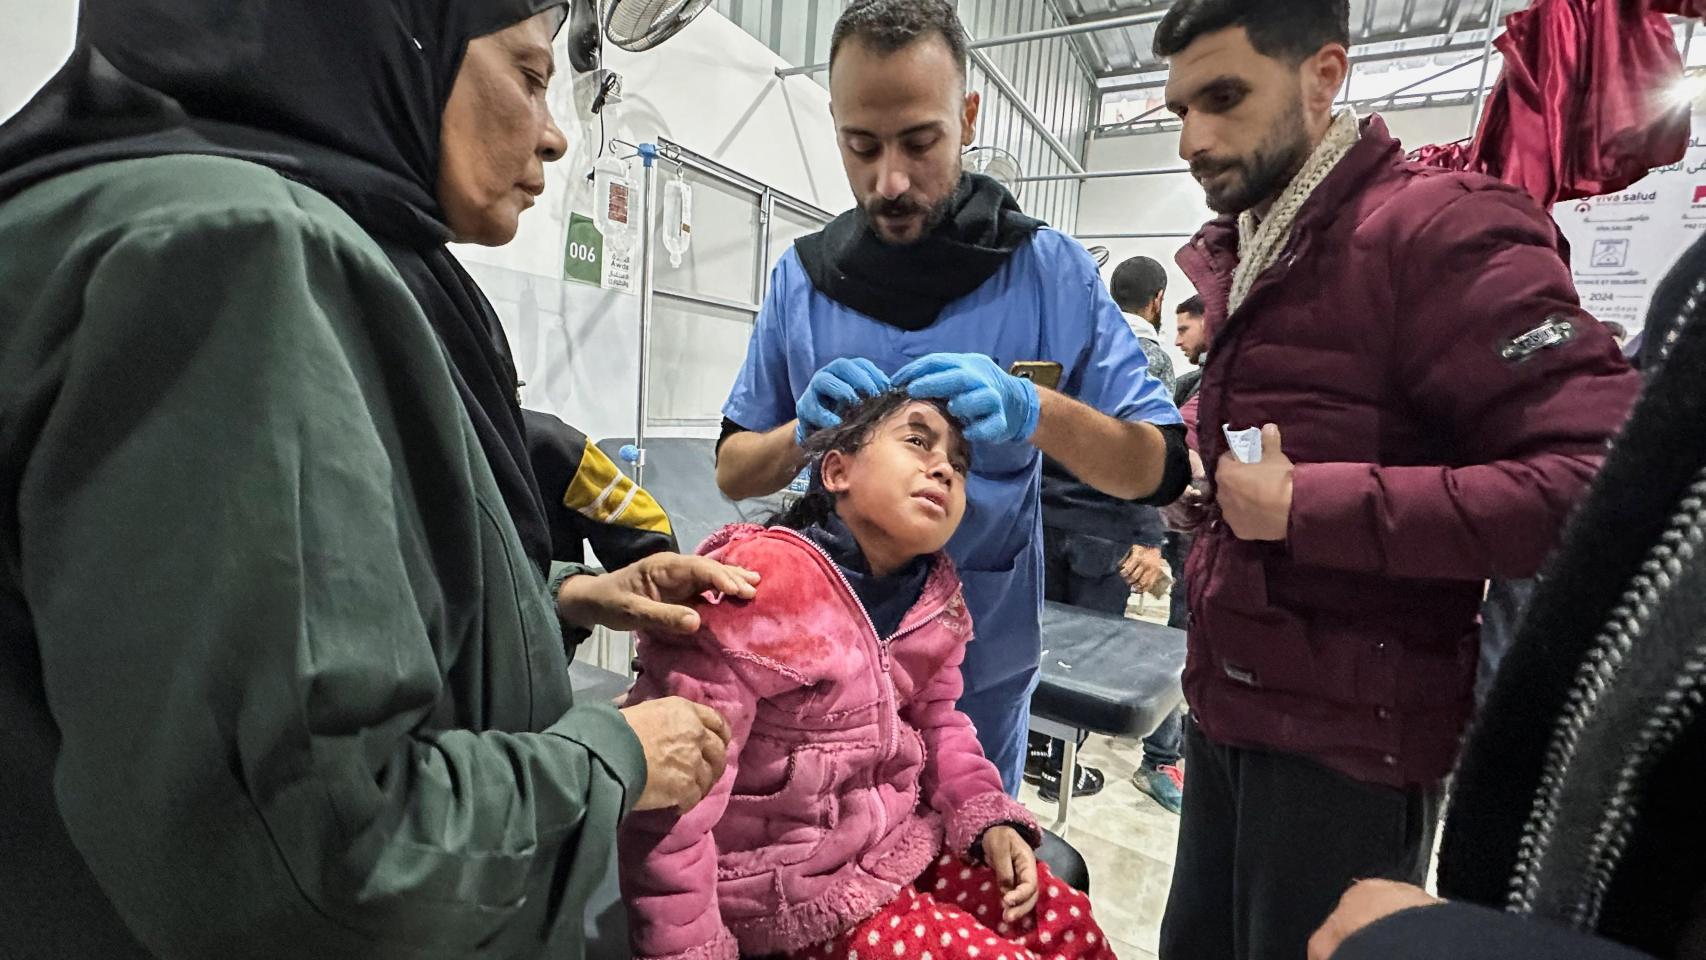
xmin=981 ymin=826 xmax=1039 ymax=924
xmin=556 ymin=553 xmax=760 ymax=634
xmin=620 ymin=697 xmax=732 ymax=815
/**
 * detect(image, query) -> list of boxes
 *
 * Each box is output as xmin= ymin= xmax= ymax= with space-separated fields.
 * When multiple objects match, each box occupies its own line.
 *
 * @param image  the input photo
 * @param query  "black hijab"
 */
xmin=0 ymin=0 xmax=568 ymax=574
xmin=794 ymin=172 xmax=1044 ymax=331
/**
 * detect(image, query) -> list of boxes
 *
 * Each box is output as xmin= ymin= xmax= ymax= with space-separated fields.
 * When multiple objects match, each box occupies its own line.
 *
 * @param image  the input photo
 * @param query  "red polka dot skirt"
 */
xmin=792 ymin=853 xmax=1117 ymax=960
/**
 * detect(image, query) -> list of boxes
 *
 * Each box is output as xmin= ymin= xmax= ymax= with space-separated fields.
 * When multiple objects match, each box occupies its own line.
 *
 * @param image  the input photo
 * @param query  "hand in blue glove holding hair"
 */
xmin=795 ymin=357 xmax=892 ymax=445
xmin=893 ymin=353 xmax=1042 ymax=445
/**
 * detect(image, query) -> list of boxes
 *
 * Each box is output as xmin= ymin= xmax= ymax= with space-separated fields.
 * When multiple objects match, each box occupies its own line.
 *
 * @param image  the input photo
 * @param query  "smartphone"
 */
xmin=1008 ymin=360 xmax=1064 ymax=391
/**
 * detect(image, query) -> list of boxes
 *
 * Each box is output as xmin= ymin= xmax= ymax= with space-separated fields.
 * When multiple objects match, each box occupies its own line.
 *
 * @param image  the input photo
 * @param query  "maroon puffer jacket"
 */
xmin=1177 ymin=115 xmax=1640 ymax=787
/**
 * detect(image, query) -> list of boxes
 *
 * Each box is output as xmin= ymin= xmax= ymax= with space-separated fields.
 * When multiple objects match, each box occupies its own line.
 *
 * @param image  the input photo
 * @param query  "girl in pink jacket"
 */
xmin=620 ymin=391 xmax=1115 ymax=960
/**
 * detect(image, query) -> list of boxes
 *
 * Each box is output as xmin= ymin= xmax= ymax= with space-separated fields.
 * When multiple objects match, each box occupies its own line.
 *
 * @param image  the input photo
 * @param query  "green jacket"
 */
xmin=0 ymin=155 xmax=645 ymax=959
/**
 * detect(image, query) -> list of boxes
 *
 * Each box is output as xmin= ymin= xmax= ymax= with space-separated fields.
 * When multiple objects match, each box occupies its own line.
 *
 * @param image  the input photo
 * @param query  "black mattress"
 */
xmin=599 ymin=437 xmax=1186 ymax=740
xmin=1036 ymin=601 xmax=1185 ymax=739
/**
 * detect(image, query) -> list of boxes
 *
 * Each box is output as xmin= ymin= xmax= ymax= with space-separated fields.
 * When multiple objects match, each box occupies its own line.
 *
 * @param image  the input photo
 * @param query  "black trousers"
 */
xmin=1159 ymin=720 xmax=1442 ymax=960
xmin=1162 ymin=531 xmax=1193 ymax=631
xmin=1041 ymin=527 xmax=1133 ymax=614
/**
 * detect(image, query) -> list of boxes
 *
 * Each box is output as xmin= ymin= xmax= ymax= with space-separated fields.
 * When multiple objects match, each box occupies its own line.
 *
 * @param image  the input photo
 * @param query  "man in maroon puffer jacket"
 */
xmin=1150 ymin=2 xmax=1643 ymax=959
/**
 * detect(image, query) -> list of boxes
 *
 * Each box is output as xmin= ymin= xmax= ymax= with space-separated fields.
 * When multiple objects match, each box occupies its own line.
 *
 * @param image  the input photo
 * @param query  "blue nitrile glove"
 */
xmin=893 ymin=353 xmax=1041 ymax=445
xmin=795 ymin=357 xmax=892 ymax=445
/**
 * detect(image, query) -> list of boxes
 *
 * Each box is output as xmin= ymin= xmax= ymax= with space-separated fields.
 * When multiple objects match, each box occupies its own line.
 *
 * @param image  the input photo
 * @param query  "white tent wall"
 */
xmin=0 ymin=1 xmax=76 ymax=120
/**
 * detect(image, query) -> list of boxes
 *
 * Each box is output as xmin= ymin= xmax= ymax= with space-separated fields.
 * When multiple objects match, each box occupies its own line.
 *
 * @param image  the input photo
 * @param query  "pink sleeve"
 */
xmin=904 ymin=609 xmax=1040 ymax=859
xmin=1288 ymin=186 xmax=1639 ymax=580
xmin=619 ymin=624 xmax=795 ymax=960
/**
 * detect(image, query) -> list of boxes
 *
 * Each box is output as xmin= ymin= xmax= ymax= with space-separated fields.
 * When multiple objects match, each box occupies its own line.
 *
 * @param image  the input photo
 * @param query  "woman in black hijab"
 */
xmin=0 ymin=0 xmax=700 ymax=607
xmin=0 ymin=4 xmax=747 ymax=958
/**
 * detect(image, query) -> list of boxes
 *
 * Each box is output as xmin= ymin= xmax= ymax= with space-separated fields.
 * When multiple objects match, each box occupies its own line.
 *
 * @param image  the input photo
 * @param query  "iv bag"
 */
xmin=661 ymin=167 xmax=693 ymax=269
xmin=594 ymin=154 xmax=635 ymax=253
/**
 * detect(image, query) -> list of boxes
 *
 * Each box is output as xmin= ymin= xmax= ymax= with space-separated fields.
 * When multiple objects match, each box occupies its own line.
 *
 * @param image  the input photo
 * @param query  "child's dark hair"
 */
xmin=771 ymin=391 xmax=971 ymax=531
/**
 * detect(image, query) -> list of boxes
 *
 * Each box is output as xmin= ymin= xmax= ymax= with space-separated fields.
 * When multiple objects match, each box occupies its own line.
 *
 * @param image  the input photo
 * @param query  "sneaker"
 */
xmin=1132 ymin=763 xmax=1185 ymax=815
xmin=1023 ymin=733 xmax=1054 ymax=786
xmin=1037 ymin=761 xmax=1106 ymax=802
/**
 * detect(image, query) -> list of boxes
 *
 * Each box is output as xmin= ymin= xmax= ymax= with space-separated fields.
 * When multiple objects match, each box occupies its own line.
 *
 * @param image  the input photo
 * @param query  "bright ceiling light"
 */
xmin=1670 ymin=73 xmax=1706 ymax=106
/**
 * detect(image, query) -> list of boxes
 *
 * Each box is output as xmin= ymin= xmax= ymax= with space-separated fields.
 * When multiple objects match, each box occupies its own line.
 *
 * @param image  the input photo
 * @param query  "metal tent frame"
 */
xmin=755 ymin=1 xmax=1543 ymax=235
xmin=609 ymin=137 xmax=833 ymax=485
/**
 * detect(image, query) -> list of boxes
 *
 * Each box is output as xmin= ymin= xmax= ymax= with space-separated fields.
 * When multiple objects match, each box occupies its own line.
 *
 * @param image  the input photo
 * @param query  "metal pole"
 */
xmin=1054 ymin=735 xmax=1077 ymax=835
xmin=1468 ymin=1 xmax=1500 ymax=136
xmin=974 ymin=10 xmax=1166 ymax=49
xmin=1014 ymin=166 xmax=1190 ymax=183
xmin=1444 ymin=0 xmax=1471 ymax=36
xmin=1101 ymin=39 xmax=1491 ymax=95
xmin=1372 ymin=51 xmax=1489 ymax=110
xmin=658 ymin=137 xmax=834 ymax=222
xmin=969 ymin=46 xmax=1086 ymax=173
xmin=754 ymin=191 xmax=774 ymax=301
xmin=634 ymin=143 xmax=659 ymax=490
xmin=775 ymin=10 xmax=1167 ymax=77
xmin=1097 ymin=101 xmax=1174 ymax=136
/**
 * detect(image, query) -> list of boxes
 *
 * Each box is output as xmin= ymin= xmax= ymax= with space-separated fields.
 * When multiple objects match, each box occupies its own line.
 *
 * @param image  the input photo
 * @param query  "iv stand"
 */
xmin=611 ymin=140 xmax=659 ymax=489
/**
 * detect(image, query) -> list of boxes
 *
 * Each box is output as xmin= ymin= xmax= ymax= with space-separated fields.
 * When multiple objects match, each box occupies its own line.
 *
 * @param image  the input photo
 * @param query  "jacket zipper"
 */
xmin=1178 ymin=236 xmax=1302 ymax=646
xmin=778 ymin=531 xmax=945 ymax=842
xmin=1531 ymin=287 xmax=1706 ymax=917
xmin=1509 ymin=469 xmax=1706 ymax=925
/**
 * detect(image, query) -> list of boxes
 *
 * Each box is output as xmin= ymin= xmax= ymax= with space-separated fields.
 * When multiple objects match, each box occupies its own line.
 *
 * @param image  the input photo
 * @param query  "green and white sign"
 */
xmin=563 ymin=212 xmax=635 ymax=294
xmin=564 ymin=212 xmax=603 ymax=286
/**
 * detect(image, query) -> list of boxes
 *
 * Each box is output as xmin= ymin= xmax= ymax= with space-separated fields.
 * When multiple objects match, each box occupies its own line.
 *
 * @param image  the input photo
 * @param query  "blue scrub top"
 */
xmin=724 ymin=228 xmax=1181 ymax=696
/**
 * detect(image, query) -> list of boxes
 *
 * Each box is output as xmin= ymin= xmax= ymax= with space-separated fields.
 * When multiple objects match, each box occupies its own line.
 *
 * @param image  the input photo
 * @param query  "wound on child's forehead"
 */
xmin=896 ymin=408 xmax=945 ymax=437
xmin=891 ymin=403 xmax=971 ymax=472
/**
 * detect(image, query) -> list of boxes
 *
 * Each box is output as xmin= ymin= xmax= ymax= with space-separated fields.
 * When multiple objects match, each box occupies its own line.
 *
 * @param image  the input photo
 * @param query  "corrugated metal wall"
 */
xmin=712 ymin=0 xmax=1095 ymax=231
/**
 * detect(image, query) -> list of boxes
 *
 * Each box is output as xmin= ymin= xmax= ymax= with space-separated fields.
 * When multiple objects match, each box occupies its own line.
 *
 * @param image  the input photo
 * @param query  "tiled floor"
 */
xmin=1015 ymin=595 xmax=1182 ymax=960
xmin=1014 ymin=595 xmax=1444 ymax=960
xmin=1018 ymin=733 xmax=1181 ymax=960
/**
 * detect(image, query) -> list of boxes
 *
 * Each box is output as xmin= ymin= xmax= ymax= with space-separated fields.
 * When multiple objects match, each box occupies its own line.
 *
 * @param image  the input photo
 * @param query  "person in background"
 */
xmin=1029 ymin=254 xmax=1189 ymax=810
xmin=1173 ymin=295 xmax=1209 ymax=408
xmin=1152 ymin=1 xmax=1642 ymax=957
xmin=1308 ymin=233 xmax=1706 ymax=960
xmin=525 ymin=408 xmax=679 ymax=575
xmin=714 ymin=0 xmax=1187 ymax=796
xmin=1112 ymin=255 xmax=1179 ymax=389
xmin=1163 ymin=295 xmax=1210 ymax=631
xmin=0 ymin=3 xmax=748 ymax=957
xmin=1114 ymin=262 xmax=1193 ymax=815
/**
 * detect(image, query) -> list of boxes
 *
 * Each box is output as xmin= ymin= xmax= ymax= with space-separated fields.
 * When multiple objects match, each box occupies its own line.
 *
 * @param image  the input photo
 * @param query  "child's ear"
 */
xmin=821 ymin=450 xmax=852 ymax=494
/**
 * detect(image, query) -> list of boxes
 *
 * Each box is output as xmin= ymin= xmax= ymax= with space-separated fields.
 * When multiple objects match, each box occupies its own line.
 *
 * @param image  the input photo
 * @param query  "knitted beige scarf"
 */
xmin=1228 ymin=108 xmax=1362 ymax=315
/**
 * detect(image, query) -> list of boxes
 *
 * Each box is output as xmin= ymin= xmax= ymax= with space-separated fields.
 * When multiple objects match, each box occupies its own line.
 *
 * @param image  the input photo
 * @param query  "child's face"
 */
xmin=822 ymin=401 xmax=969 ymax=558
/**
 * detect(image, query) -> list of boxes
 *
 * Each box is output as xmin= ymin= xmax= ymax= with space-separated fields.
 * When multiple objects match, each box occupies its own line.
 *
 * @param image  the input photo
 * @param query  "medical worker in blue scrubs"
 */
xmin=716 ymin=0 xmax=1188 ymax=794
